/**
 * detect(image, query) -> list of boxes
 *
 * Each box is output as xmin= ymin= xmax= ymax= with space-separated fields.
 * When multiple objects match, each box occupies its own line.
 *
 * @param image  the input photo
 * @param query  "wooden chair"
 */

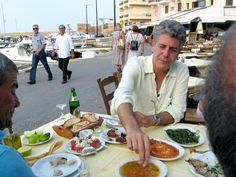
xmin=113 ymin=72 xmax=122 ymax=84
xmin=97 ymin=75 xmax=118 ymax=115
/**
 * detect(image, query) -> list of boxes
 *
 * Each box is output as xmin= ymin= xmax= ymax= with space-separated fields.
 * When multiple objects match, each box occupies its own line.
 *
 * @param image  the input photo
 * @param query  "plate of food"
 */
xmin=163 ymin=125 xmax=205 ymax=147
xmin=186 ymin=151 xmax=224 ymax=177
xmin=150 ymin=138 xmax=185 ymax=161
xmin=96 ymin=114 xmax=122 ymax=127
xmin=21 ymin=130 xmax=53 ymax=146
xmin=64 ymin=136 xmax=105 ymax=155
xmin=31 ymin=153 xmax=82 ymax=177
xmin=100 ymin=128 xmax=127 ymax=144
xmin=53 ymin=113 xmax=103 ymax=139
xmin=115 ymin=157 xmax=168 ymax=177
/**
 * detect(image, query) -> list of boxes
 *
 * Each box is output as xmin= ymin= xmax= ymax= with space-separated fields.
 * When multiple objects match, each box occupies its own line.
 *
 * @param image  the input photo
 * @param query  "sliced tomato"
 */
xmin=70 ymin=140 xmax=77 ymax=150
xmin=90 ymin=139 xmax=100 ymax=148
xmin=74 ymin=146 xmax=84 ymax=152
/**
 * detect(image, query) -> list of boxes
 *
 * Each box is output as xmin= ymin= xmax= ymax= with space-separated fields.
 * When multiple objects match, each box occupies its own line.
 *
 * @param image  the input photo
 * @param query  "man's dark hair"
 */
xmin=0 ymin=53 xmax=18 ymax=86
xmin=204 ymin=23 xmax=236 ymax=177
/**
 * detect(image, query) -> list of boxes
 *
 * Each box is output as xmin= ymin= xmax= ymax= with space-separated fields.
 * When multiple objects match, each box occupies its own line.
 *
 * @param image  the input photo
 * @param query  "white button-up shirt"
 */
xmin=111 ymin=55 xmax=189 ymax=123
xmin=54 ymin=33 xmax=74 ymax=58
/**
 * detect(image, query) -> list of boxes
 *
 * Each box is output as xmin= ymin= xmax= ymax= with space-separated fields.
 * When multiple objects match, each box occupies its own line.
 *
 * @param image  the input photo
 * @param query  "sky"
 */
xmin=0 ymin=0 xmax=119 ymax=33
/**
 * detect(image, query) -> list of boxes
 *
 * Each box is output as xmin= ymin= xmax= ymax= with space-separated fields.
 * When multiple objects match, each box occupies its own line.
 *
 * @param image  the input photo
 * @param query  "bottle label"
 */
xmin=71 ymin=97 xmax=78 ymax=101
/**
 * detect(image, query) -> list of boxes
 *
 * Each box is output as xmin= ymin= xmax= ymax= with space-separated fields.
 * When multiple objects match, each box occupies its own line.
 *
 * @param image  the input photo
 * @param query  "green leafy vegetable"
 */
xmin=166 ymin=128 xmax=199 ymax=144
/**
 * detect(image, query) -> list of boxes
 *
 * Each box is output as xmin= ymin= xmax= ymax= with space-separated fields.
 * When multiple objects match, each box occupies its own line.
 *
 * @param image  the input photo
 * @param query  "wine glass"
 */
xmin=56 ymin=104 xmax=66 ymax=122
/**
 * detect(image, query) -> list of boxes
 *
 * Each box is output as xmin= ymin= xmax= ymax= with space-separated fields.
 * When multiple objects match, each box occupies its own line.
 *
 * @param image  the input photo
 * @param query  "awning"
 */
xmin=140 ymin=5 xmax=236 ymax=29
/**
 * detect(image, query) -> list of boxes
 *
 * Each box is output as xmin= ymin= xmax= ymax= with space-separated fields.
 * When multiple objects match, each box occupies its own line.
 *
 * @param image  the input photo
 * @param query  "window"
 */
xmin=186 ymin=3 xmax=189 ymax=9
xmin=165 ymin=6 xmax=169 ymax=13
xmin=210 ymin=0 xmax=214 ymax=5
xmin=226 ymin=0 xmax=233 ymax=6
xmin=198 ymin=0 xmax=205 ymax=7
xmin=192 ymin=2 xmax=198 ymax=8
xmin=178 ymin=3 xmax=181 ymax=11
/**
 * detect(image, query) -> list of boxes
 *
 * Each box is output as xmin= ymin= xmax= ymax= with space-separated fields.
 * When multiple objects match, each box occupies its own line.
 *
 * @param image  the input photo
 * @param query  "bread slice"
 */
xmin=63 ymin=118 xmax=82 ymax=128
xmin=82 ymin=113 xmax=97 ymax=123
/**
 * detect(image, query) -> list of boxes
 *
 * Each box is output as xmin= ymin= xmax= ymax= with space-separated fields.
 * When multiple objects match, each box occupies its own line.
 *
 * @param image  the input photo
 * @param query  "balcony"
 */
xmin=148 ymin=0 xmax=169 ymax=4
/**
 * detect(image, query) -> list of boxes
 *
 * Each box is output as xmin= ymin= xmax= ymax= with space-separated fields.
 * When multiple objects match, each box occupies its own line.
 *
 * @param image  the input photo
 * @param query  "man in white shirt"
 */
xmin=52 ymin=25 xmax=74 ymax=84
xmin=111 ymin=20 xmax=189 ymax=166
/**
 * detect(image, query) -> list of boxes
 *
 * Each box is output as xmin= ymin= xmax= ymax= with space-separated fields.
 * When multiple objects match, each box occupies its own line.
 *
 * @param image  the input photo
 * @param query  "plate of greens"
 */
xmin=163 ymin=125 xmax=204 ymax=147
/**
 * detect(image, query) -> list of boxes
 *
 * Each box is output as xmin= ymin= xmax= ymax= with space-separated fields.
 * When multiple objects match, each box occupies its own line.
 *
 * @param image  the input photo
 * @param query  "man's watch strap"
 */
xmin=153 ymin=114 xmax=161 ymax=126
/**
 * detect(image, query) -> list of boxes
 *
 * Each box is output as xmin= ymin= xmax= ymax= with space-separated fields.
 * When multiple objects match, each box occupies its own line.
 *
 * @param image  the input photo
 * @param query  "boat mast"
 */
xmin=1 ymin=1 xmax=6 ymax=34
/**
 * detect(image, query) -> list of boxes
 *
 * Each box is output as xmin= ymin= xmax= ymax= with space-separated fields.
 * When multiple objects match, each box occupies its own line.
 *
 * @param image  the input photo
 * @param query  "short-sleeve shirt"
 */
xmin=0 ymin=131 xmax=35 ymax=177
xmin=32 ymin=32 xmax=46 ymax=52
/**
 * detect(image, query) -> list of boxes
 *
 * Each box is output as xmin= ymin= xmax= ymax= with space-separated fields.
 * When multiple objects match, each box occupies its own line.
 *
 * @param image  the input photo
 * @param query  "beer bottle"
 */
xmin=69 ymin=87 xmax=80 ymax=117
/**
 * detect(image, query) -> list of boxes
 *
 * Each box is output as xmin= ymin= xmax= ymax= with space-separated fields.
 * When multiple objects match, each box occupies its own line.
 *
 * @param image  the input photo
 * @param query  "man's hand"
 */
xmin=51 ymin=51 xmax=55 ymax=57
xmin=71 ymin=52 xmax=75 ymax=59
xmin=126 ymin=128 xmax=150 ymax=166
xmin=134 ymin=111 xmax=155 ymax=128
xmin=33 ymin=51 xmax=39 ymax=56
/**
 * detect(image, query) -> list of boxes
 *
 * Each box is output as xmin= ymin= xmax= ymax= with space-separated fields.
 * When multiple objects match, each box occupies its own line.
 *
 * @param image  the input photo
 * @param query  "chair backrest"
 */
xmin=113 ymin=72 xmax=122 ymax=84
xmin=97 ymin=75 xmax=118 ymax=115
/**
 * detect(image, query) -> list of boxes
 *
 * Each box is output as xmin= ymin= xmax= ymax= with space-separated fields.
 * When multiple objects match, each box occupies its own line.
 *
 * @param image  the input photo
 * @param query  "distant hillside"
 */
xmin=3 ymin=31 xmax=58 ymax=37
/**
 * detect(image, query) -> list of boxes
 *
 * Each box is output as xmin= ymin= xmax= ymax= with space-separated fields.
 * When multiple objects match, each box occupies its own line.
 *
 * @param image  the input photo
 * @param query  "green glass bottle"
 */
xmin=69 ymin=87 xmax=80 ymax=117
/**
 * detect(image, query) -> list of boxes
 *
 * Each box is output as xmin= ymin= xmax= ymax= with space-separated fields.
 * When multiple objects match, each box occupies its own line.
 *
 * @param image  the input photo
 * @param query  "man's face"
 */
xmin=59 ymin=25 xmax=65 ymax=35
xmin=0 ymin=71 xmax=20 ymax=130
xmin=32 ymin=25 xmax=39 ymax=34
xmin=152 ymin=34 xmax=180 ymax=72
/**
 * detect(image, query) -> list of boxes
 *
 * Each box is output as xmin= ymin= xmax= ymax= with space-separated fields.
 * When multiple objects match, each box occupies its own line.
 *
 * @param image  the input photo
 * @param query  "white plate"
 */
xmin=96 ymin=114 xmax=122 ymax=127
xmin=31 ymin=153 xmax=82 ymax=177
xmin=64 ymin=137 xmax=105 ymax=155
xmin=187 ymin=151 xmax=224 ymax=177
xmin=163 ymin=125 xmax=205 ymax=147
xmin=150 ymin=138 xmax=185 ymax=161
xmin=99 ymin=128 xmax=126 ymax=144
xmin=21 ymin=132 xmax=53 ymax=146
xmin=105 ymin=119 xmax=122 ymax=127
xmin=115 ymin=157 xmax=168 ymax=177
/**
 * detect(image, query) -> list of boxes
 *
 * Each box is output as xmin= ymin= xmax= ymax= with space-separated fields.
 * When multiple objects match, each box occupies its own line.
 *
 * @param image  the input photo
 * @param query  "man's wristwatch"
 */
xmin=153 ymin=114 xmax=161 ymax=126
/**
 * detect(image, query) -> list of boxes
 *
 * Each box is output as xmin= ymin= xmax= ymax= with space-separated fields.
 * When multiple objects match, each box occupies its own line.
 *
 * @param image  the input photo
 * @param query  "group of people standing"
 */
xmin=27 ymin=24 xmax=74 ymax=85
xmin=112 ymin=24 xmax=145 ymax=73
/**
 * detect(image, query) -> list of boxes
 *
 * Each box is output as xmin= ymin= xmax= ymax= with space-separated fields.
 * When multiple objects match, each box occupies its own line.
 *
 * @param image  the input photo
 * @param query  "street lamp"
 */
xmin=113 ymin=0 xmax=116 ymax=30
xmin=85 ymin=4 xmax=92 ymax=34
xmin=95 ymin=0 xmax=98 ymax=36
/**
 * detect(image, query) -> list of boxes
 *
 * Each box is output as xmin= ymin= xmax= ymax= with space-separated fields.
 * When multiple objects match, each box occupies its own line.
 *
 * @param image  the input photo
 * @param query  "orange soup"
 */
xmin=120 ymin=161 xmax=160 ymax=177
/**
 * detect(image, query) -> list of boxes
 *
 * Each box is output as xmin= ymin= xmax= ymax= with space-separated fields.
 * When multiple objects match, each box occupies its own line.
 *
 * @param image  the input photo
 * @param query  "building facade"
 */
xmin=119 ymin=0 xmax=235 ymax=26
xmin=119 ymin=0 xmax=151 ymax=26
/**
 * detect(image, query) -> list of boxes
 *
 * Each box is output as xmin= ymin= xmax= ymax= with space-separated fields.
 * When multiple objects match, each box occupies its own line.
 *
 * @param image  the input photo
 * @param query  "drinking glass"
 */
xmin=56 ymin=104 xmax=66 ymax=122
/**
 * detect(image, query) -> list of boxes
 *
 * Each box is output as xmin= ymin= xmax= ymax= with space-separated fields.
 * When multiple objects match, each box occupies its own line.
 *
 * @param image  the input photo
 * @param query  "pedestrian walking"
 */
xmin=126 ymin=25 xmax=144 ymax=60
xmin=52 ymin=25 xmax=74 ymax=84
xmin=27 ymin=24 xmax=53 ymax=84
xmin=112 ymin=23 xmax=125 ymax=73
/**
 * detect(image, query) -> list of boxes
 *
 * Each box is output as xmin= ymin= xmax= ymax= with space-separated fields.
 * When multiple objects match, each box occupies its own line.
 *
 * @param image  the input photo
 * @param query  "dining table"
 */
xmin=22 ymin=112 xmax=211 ymax=177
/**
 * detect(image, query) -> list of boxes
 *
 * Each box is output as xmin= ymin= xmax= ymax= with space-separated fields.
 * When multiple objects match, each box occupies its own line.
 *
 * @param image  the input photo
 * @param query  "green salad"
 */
xmin=165 ymin=128 xmax=199 ymax=144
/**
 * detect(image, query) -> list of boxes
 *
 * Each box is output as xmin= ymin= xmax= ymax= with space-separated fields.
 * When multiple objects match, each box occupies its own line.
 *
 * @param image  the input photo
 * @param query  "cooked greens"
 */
xmin=165 ymin=128 xmax=199 ymax=144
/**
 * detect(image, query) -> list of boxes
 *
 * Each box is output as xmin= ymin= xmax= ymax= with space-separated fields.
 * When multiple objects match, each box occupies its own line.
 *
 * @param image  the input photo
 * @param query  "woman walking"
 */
xmin=112 ymin=24 xmax=125 ymax=73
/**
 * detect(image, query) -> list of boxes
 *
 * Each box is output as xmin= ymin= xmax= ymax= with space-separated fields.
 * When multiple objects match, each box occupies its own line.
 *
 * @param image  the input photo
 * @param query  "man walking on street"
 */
xmin=27 ymin=24 xmax=53 ymax=84
xmin=52 ymin=24 xmax=74 ymax=84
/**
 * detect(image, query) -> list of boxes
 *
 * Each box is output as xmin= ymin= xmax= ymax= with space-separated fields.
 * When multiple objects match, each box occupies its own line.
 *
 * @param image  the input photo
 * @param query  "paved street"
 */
xmin=11 ymin=44 xmax=152 ymax=134
xmin=13 ymin=52 xmax=116 ymax=134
